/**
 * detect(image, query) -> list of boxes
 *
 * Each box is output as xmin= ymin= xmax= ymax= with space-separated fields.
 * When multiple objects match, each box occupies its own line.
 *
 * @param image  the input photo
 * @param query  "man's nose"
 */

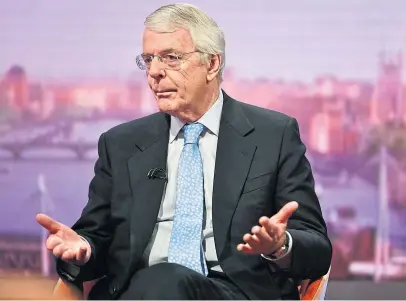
xmin=148 ymin=57 xmax=165 ymax=78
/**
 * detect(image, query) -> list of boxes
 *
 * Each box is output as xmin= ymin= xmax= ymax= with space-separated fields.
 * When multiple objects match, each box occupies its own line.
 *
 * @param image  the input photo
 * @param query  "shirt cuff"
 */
xmin=261 ymin=231 xmax=293 ymax=262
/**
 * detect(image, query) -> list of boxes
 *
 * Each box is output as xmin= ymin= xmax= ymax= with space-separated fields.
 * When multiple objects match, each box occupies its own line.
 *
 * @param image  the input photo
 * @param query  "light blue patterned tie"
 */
xmin=168 ymin=122 xmax=208 ymax=275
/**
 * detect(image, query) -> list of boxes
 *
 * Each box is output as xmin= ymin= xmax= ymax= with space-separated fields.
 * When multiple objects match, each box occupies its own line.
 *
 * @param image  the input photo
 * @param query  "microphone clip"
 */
xmin=147 ymin=168 xmax=167 ymax=181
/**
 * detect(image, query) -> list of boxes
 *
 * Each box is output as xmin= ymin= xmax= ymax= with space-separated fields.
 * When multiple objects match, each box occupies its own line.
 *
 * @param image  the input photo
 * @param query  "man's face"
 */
xmin=142 ymin=27 xmax=210 ymax=118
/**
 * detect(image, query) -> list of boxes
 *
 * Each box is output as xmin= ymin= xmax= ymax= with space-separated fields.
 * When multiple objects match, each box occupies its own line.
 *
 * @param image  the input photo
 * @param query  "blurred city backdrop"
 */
xmin=0 ymin=0 xmax=406 ymax=298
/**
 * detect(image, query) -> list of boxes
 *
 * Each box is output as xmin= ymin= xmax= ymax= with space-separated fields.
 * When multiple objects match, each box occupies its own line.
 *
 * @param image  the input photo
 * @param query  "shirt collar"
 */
xmin=169 ymin=89 xmax=224 ymax=143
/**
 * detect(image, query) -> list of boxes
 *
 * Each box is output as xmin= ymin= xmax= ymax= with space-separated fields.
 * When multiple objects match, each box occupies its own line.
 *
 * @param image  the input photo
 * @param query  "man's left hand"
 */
xmin=237 ymin=201 xmax=298 ymax=255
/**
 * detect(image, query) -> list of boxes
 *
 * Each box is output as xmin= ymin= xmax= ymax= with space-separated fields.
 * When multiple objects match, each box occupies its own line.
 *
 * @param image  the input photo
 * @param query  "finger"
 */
xmin=36 ymin=213 xmax=61 ymax=234
xmin=243 ymin=233 xmax=260 ymax=245
xmin=259 ymin=216 xmax=270 ymax=226
xmin=259 ymin=217 xmax=276 ymax=236
xmin=52 ymin=244 xmax=67 ymax=258
xmin=243 ymin=234 xmax=263 ymax=252
xmin=255 ymin=225 xmax=274 ymax=242
xmin=75 ymin=246 xmax=87 ymax=262
xmin=251 ymin=226 xmax=262 ymax=236
xmin=237 ymin=243 xmax=255 ymax=254
xmin=260 ymin=217 xmax=277 ymax=235
xmin=61 ymin=249 xmax=75 ymax=261
xmin=272 ymin=201 xmax=299 ymax=223
xmin=263 ymin=218 xmax=286 ymax=242
xmin=46 ymin=235 xmax=63 ymax=250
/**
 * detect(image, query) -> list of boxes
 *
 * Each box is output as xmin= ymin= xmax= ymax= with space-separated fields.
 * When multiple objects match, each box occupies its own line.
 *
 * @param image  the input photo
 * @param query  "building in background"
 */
xmin=370 ymin=51 xmax=405 ymax=124
xmin=1 ymin=65 xmax=29 ymax=112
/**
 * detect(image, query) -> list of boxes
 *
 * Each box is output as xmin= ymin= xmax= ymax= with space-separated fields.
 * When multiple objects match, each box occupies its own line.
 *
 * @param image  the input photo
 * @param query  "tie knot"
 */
xmin=183 ymin=123 xmax=204 ymax=144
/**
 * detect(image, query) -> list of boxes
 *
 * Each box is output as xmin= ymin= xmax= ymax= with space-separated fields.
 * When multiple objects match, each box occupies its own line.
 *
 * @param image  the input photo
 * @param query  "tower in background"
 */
xmin=370 ymin=51 xmax=404 ymax=124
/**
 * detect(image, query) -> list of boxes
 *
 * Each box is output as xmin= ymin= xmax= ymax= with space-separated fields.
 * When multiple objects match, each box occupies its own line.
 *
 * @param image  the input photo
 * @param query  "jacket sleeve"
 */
xmin=56 ymin=132 xmax=113 ymax=283
xmin=274 ymin=117 xmax=332 ymax=280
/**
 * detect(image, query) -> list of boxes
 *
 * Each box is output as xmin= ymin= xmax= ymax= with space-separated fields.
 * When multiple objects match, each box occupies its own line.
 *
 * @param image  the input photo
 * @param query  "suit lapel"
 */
xmin=127 ymin=113 xmax=170 ymax=271
xmin=212 ymin=93 xmax=257 ymax=259
xmin=125 ymin=95 xmax=256 ymax=268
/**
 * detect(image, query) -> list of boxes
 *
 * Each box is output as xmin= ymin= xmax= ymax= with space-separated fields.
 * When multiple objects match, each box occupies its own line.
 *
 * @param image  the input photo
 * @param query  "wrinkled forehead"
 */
xmin=142 ymin=27 xmax=195 ymax=54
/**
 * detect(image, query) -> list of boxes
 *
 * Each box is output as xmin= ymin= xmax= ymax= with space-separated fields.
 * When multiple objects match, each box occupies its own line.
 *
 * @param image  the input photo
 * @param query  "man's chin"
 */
xmin=156 ymin=100 xmax=177 ymax=115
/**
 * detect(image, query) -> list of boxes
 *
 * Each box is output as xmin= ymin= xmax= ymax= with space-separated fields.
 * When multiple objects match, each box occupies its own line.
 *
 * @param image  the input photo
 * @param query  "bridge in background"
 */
xmin=0 ymin=118 xmax=121 ymax=160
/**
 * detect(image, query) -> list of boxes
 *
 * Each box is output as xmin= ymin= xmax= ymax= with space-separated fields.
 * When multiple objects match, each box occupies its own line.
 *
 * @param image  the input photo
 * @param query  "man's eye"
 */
xmin=166 ymin=54 xmax=179 ymax=61
xmin=142 ymin=56 xmax=153 ymax=63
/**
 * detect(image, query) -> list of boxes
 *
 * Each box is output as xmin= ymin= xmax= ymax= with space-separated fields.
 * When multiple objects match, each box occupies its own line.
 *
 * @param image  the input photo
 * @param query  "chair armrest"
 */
xmin=53 ymin=277 xmax=102 ymax=300
xmin=53 ymin=278 xmax=83 ymax=300
xmin=298 ymin=267 xmax=330 ymax=300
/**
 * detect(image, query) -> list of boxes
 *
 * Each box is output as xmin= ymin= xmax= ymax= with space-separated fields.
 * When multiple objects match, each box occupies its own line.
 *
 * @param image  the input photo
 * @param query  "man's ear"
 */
xmin=206 ymin=54 xmax=221 ymax=82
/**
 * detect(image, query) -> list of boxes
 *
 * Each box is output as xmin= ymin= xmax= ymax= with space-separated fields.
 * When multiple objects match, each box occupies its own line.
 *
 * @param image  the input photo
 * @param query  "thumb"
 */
xmin=36 ymin=213 xmax=61 ymax=234
xmin=272 ymin=201 xmax=299 ymax=224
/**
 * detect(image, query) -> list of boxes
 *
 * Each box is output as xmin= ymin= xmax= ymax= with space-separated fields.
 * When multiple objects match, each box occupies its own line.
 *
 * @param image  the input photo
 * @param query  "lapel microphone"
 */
xmin=147 ymin=168 xmax=168 ymax=181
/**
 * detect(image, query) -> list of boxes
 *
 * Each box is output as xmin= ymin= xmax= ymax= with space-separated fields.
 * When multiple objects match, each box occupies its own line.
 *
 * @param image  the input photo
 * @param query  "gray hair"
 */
xmin=144 ymin=3 xmax=226 ymax=82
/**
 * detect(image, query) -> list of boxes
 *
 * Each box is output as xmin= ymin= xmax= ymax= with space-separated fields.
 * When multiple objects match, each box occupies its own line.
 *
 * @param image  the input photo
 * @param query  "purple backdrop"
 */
xmin=1 ymin=0 xmax=406 ymax=298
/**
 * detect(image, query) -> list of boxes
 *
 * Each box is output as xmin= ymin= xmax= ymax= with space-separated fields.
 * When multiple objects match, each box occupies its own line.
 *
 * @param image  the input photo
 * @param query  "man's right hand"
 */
xmin=36 ymin=213 xmax=91 ymax=265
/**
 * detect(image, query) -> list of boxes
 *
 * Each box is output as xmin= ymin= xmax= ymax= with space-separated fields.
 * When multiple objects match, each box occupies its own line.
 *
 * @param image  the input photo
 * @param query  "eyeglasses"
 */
xmin=136 ymin=51 xmax=201 ymax=71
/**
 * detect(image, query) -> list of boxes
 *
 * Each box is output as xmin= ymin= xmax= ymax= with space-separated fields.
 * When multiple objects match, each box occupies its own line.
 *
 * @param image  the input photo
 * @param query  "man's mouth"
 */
xmin=155 ymin=90 xmax=176 ymax=97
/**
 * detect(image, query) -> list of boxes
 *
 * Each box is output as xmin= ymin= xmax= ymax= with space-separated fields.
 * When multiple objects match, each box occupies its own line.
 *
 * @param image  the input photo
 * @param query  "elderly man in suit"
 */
xmin=36 ymin=3 xmax=332 ymax=300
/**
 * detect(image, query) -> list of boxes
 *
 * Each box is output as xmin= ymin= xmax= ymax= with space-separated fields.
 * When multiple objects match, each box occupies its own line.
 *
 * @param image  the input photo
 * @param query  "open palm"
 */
xmin=237 ymin=201 xmax=298 ymax=255
xmin=36 ymin=213 xmax=91 ymax=265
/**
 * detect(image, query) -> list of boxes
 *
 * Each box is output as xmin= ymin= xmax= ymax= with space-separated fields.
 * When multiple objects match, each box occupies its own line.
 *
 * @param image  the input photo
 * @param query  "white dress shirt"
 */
xmin=144 ymin=90 xmax=224 ymax=271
